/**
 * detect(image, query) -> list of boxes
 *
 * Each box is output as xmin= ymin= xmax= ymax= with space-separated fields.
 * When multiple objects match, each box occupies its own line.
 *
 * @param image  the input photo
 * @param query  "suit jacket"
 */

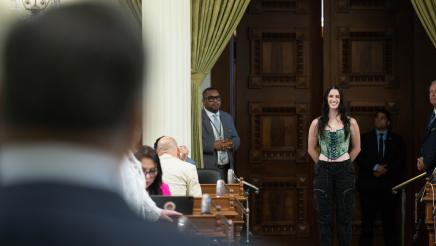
xmin=202 ymin=109 xmax=240 ymax=169
xmin=0 ymin=182 xmax=210 ymax=246
xmin=422 ymin=113 xmax=436 ymax=173
xmin=160 ymin=154 xmax=202 ymax=197
xmin=356 ymin=130 xmax=405 ymax=193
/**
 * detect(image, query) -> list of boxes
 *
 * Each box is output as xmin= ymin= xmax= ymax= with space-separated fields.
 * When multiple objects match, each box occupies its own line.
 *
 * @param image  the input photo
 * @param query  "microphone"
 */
xmin=242 ymin=180 xmax=260 ymax=194
xmin=228 ymin=169 xmax=260 ymax=194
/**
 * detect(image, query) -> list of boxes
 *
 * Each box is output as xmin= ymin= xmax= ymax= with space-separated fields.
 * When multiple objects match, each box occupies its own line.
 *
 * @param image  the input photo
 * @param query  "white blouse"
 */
xmin=120 ymin=152 xmax=162 ymax=221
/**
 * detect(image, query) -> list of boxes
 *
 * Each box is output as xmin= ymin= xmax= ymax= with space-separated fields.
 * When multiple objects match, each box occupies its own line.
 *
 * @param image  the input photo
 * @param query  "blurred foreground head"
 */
xmin=1 ymin=2 xmax=143 ymax=155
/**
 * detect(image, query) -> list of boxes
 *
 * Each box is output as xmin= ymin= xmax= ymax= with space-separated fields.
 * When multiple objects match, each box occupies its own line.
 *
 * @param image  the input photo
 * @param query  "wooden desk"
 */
xmin=195 ymin=179 xmax=249 ymax=241
xmin=200 ymin=182 xmax=246 ymax=201
xmin=185 ymin=214 xmax=229 ymax=239
xmin=186 ymin=207 xmax=237 ymax=242
xmin=192 ymin=196 xmax=244 ymax=240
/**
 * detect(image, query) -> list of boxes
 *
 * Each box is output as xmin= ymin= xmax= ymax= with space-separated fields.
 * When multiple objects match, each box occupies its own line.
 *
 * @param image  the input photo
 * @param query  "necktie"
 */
xmin=213 ymin=114 xmax=221 ymax=136
xmin=428 ymin=112 xmax=436 ymax=130
xmin=378 ymin=133 xmax=384 ymax=162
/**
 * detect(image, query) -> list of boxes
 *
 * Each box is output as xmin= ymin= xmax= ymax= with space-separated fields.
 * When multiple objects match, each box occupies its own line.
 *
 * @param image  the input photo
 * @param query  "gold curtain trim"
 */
xmin=191 ymin=72 xmax=206 ymax=86
xmin=191 ymin=0 xmax=250 ymax=168
xmin=411 ymin=0 xmax=436 ymax=48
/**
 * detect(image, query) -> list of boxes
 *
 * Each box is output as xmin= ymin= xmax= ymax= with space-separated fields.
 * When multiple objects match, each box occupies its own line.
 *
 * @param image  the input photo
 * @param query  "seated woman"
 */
xmin=135 ymin=145 xmax=171 ymax=196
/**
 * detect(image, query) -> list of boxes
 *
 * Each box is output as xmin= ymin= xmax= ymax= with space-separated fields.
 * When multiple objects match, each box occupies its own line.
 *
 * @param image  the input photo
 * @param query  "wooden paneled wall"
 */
xmin=211 ymin=0 xmax=436 ymax=245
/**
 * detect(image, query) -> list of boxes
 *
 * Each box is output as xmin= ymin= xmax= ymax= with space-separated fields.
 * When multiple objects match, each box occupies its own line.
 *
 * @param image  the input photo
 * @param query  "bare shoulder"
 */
xmin=349 ymin=117 xmax=358 ymax=126
xmin=308 ymin=118 xmax=319 ymax=135
xmin=350 ymin=117 xmax=357 ymax=124
xmin=310 ymin=118 xmax=319 ymax=127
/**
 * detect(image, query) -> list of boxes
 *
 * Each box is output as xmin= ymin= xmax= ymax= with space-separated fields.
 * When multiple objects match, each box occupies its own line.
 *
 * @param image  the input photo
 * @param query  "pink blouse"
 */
xmin=160 ymin=183 xmax=171 ymax=196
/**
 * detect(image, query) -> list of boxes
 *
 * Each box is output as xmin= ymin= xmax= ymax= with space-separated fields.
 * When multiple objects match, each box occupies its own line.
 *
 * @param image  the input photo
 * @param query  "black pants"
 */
xmin=359 ymin=190 xmax=398 ymax=246
xmin=217 ymin=163 xmax=230 ymax=183
xmin=314 ymin=160 xmax=355 ymax=246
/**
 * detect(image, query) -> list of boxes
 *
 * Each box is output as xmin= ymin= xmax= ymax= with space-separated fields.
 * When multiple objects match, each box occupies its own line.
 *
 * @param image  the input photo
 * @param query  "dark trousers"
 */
xmin=314 ymin=160 xmax=355 ymax=246
xmin=359 ymin=190 xmax=398 ymax=246
xmin=217 ymin=163 xmax=230 ymax=183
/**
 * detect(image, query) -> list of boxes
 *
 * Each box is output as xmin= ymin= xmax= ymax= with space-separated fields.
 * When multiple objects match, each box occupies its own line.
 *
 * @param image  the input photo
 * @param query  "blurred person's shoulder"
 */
xmin=0 ymin=183 xmax=212 ymax=246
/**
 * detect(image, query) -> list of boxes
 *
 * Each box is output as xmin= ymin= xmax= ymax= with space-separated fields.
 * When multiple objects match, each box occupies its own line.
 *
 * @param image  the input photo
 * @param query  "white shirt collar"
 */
xmin=204 ymin=108 xmax=220 ymax=118
xmin=0 ymin=142 xmax=123 ymax=194
xmin=159 ymin=153 xmax=177 ymax=160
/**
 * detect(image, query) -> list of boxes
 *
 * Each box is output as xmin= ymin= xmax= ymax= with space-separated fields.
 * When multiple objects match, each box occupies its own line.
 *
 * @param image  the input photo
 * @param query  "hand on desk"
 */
xmin=160 ymin=209 xmax=182 ymax=222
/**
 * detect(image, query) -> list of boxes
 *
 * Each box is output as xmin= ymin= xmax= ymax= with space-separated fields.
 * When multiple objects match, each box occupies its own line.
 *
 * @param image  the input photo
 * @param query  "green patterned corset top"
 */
xmin=318 ymin=128 xmax=350 ymax=160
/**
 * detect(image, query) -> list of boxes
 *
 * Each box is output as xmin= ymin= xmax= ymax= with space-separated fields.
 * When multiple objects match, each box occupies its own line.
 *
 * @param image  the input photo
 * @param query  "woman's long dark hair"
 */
xmin=317 ymin=85 xmax=350 ymax=139
xmin=134 ymin=145 xmax=163 ymax=195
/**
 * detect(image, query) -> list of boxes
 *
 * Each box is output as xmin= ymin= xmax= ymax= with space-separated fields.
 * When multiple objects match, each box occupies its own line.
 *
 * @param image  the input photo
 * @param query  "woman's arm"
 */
xmin=349 ymin=117 xmax=361 ymax=161
xmin=307 ymin=118 xmax=320 ymax=163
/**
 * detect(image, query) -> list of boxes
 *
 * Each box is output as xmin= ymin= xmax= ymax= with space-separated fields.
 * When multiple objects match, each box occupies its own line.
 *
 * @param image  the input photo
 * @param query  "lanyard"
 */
xmin=209 ymin=117 xmax=222 ymax=137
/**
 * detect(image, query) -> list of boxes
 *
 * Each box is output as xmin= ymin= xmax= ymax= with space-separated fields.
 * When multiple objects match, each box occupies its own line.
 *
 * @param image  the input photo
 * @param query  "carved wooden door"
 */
xmin=232 ymin=0 xmax=322 ymax=243
xmin=212 ymin=0 xmax=416 ymax=244
xmin=323 ymin=0 xmax=414 ymax=243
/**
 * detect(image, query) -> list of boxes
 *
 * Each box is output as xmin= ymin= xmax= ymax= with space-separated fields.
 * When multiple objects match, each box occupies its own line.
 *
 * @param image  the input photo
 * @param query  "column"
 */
xmin=142 ymin=0 xmax=191 ymax=148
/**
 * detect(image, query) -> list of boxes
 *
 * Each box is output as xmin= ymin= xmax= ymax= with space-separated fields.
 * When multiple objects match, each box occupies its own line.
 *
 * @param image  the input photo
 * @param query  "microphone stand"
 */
xmin=231 ymin=172 xmax=260 ymax=244
xmin=392 ymin=172 xmax=427 ymax=246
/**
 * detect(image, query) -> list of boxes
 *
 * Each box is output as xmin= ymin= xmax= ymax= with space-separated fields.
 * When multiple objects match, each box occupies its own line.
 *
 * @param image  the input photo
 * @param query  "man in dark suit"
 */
xmin=0 ymin=3 xmax=209 ymax=245
xmin=356 ymin=110 xmax=405 ymax=246
xmin=202 ymin=87 xmax=240 ymax=181
xmin=417 ymin=81 xmax=436 ymax=175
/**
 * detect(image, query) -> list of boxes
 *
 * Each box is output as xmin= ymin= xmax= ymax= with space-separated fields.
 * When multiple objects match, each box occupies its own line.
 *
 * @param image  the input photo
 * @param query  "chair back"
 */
xmin=197 ymin=169 xmax=221 ymax=184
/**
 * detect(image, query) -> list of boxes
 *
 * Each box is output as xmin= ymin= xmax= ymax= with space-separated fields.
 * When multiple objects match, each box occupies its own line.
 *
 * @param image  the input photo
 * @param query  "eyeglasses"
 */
xmin=143 ymin=169 xmax=158 ymax=176
xmin=206 ymin=96 xmax=221 ymax=102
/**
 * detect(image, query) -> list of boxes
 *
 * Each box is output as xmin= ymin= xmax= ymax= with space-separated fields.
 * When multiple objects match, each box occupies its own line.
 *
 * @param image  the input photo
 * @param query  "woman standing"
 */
xmin=135 ymin=145 xmax=171 ymax=196
xmin=307 ymin=85 xmax=361 ymax=246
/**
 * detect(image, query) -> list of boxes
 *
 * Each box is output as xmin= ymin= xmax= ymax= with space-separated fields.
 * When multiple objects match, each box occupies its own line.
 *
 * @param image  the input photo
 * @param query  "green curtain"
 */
xmin=411 ymin=0 xmax=436 ymax=48
xmin=119 ymin=0 xmax=142 ymax=24
xmin=191 ymin=0 xmax=250 ymax=168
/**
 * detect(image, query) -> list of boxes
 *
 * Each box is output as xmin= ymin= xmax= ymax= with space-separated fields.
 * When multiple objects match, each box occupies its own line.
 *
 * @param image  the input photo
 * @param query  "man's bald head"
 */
xmin=156 ymin=136 xmax=178 ymax=157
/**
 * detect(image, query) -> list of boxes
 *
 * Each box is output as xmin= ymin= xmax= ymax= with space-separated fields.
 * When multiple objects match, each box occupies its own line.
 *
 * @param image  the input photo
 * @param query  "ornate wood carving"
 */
xmin=249 ymin=28 xmax=308 ymax=88
xmin=250 ymin=176 xmax=310 ymax=236
xmin=249 ymin=0 xmax=308 ymax=13
xmin=249 ymin=103 xmax=307 ymax=163
xmin=337 ymin=0 xmax=392 ymax=12
xmin=338 ymin=28 xmax=395 ymax=88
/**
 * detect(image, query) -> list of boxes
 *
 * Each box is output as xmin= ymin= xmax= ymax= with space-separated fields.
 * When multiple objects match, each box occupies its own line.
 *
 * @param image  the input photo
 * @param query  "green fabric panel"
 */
xmin=191 ymin=72 xmax=206 ymax=168
xmin=411 ymin=0 xmax=436 ymax=48
xmin=119 ymin=0 xmax=142 ymax=24
xmin=191 ymin=0 xmax=250 ymax=168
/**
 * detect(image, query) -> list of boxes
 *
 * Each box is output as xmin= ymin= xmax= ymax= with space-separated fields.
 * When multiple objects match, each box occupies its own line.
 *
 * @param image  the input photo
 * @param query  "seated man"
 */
xmin=154 ymin=136 xmax=196 ymax=165
xmin=0 ymin=2 xmax=209 ymax=245
xmin=156 ymin=137 xmax=202 ymax=197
